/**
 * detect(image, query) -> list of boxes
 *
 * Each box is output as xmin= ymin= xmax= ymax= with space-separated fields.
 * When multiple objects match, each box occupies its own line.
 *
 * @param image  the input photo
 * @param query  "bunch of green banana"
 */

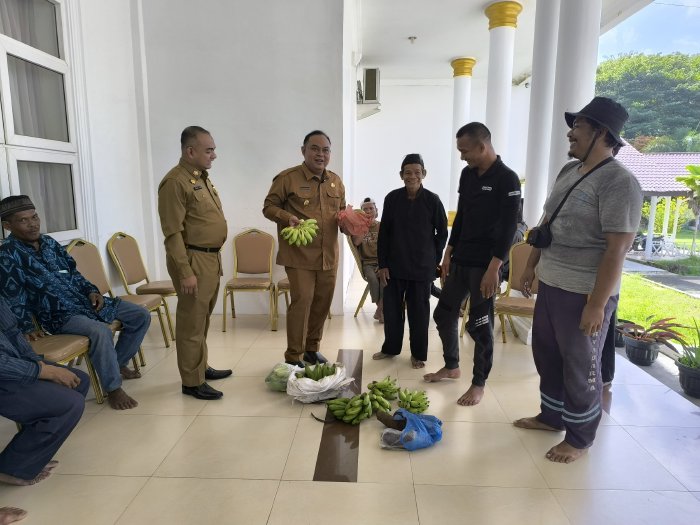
xmin=326 ymin=392 xmax=374 ymax=425
xmin=295 ymin=362 xmax=337 ymax=381
xmin=397 ymin=388 xmax=430 ymax=414
xmin=280 ymin=219 xmax=319 ymax=247
xmin=367 ymin=376 xmax=399 ymax=400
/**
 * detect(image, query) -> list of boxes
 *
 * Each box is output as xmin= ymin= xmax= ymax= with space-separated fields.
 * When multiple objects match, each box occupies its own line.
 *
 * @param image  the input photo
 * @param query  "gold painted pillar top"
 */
xmin=451 ymin=57 xmax=477 ymax=77
xmin=484 ymin=1 xmax=523 ymax=30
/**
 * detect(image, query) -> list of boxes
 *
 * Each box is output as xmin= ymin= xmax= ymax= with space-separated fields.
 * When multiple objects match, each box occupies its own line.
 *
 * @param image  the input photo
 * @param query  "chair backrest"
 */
xmin=66 ymin=239 xmax=113 ymax=296
xmin=346 ymin=236 xmax=367 ymax=281
xmin=233 ymin=229 xmax=273 ymax=278
xmin=107 ymin=232 xmax=149 ymax=288
xmin=506 ymin=242 xmax=539 ymax=295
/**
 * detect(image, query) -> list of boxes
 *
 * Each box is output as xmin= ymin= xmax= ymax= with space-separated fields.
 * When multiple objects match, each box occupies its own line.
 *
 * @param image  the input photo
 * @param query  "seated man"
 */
xmin=0 ymin=196 xmax=151 ymax=410
xmin=0 ymin=296 xmax=88 ymax=486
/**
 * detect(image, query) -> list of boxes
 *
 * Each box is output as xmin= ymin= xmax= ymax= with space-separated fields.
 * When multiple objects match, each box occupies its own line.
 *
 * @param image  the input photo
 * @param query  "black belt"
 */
xmin=186 ymin=245 xmax=221 ymax=253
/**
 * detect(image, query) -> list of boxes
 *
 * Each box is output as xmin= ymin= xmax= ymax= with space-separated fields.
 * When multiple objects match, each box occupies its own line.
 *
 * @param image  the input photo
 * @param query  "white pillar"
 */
xmin=645 ymin=195 xmax=658 ymax=260
xmin=547 ymin=0 xmax=603 ymax=189
xmin=449 ymin=57 xmax=476 ymax=214
xmin=671 ymin=197 xmax=682 ymax=241
xmin=484 ymin=1 xmax=522 ymax=157
xmin=662 ymin=196 xmax=671 ymax=237
xmin=522 ymin=0 xmax=561 ymax=227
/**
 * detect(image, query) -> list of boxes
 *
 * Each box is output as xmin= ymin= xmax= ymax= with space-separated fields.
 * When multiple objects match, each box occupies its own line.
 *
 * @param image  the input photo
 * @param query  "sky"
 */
xmin=598 ymin=1 xmax=700 ymax=63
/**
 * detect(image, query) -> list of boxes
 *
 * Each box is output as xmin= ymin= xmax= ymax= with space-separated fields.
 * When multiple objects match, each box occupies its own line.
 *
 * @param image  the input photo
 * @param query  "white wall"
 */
xmin=79 ymin=0 xmax=149 ymax=294
xmin=137 ymin=0 xmax=347 ymax=314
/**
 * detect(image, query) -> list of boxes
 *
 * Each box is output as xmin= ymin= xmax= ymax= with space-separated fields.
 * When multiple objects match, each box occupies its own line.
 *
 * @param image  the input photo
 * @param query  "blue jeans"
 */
xmin=57 ymin=301 xmax=151 ymax=393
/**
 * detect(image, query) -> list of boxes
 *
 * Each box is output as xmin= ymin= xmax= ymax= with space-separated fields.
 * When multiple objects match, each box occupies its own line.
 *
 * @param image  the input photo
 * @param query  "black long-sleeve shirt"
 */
xmin=378 ymin=186 xmax=448 ymax=281
xmin=449 ymin=156 xmax=521 ymax=267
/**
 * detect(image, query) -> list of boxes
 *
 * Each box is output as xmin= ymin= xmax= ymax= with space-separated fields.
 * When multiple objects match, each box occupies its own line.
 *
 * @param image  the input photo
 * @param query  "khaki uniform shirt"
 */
xmin=263 ymin=163 xmax=346 ymax=270
xmin=158 ymin=159 xmax=227 ymax=279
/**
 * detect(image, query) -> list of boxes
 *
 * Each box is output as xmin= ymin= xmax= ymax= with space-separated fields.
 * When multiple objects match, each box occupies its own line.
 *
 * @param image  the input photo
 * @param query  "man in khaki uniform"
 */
xmin=263 ymin=130 xmax=346 ymax=366
xmin=158 ymin=126 xmax=232 ymax=400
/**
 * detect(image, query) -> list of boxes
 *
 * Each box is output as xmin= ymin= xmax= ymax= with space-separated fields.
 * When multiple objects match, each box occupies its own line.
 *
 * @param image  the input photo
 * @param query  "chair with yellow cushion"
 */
xmin=222 ymin=229 xmax=275 ymax=332
xmin=346 ymin=236 xmax=371 ymax=317
xmin=107 ymin=232 xmax=176 ymax=342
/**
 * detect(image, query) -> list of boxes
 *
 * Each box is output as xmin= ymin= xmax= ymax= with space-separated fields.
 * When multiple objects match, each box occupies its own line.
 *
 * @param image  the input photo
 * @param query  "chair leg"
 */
xmin=162 ymin=298 xmax=176 ymax=340
xmin=230 ymin=291 xmax=236 ymax=319
xmin=155 ymin=307 xmax=170 ymax=348
xmin=222 ymin=288 xmax=228 ymax=332
xmin=76 ymin=355 xmax=84 ymax=366
xmin=131 ymin=356 xmax=140 ymax=372
xmin=507 ymin=315 xmax=519 ymax=339
xmin=284 ymin=291 xmax=290 ymax=309
xmin=83 ymin=353 xmax=104 ymax=404
xmin=460 ymin=310 xmax=468 ymax=337
xmin=499 ymin=314 xmax=507 ymax=343
xmin=272 ymin=289 xmax=279 ymax=331
xmin=269 ymin=287 xmax=276 ymax=331
xmin=138 ymin=346 xmax=146 ymax=367
xmin=355 ymin=284 xmax=370 ymax=317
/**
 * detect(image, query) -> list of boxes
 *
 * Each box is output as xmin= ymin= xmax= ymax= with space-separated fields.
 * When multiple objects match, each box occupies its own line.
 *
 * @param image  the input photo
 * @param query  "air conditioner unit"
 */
xmin=363 ymin=68 xmax=380 ymax=103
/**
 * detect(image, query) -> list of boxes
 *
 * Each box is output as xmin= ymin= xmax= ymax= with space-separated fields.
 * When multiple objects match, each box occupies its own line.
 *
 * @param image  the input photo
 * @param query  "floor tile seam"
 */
xmin=108 ymin=474 xmax=151 ymax=525
xmin=506 ymin=421 xmax=556 ymax=490
xmin=410 ymin=480 xmax=557 ymax=490
xmin=265 ymin=479 xmax=283 ymax=525
xmin=145 ymin=413 xmax=200 ymax=478
xmin=278 ymin=416 xmax=304 ymax=485
xmin=617 ymin=424 xmax=698 ymax=491
xmin=189 ymin=413 xmax=305 ymax=419
xmin=145 ymin=474 xmax=285 ymax=481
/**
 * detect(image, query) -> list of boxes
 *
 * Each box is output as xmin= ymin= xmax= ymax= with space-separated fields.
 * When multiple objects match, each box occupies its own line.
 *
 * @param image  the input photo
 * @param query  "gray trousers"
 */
xmin=362 ymin=263 xmax=382 ymax=304
xmin=532 ymin=281 xmax=618 ymax=449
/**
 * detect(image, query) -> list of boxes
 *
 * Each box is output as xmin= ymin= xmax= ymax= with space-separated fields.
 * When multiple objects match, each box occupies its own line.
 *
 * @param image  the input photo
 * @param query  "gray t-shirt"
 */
xmin=537 ymin=158 xmax=642 ymax=295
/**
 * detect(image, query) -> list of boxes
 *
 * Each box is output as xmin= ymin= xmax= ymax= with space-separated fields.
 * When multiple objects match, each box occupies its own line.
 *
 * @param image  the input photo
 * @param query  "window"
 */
xmin=0 ymin=0 xmax=84 ymax=241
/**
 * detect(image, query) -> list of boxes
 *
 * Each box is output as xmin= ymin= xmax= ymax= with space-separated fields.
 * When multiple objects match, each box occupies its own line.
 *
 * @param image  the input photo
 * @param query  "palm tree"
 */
xmin=676 ymin=165 xmax=700 ymax=255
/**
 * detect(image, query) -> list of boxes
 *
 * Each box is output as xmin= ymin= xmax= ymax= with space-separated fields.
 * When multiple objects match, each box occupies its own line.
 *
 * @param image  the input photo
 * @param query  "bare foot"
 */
xmin=410 ymin=356 xmax=425 ymax=369
xmin=107 ymin=388 xmax=138 ymax=410
xmin=0 ymin=507 xmax=27 ymax=525
xmin=372 ymin=351 xmax=394 ymax=360
xmin=457 ymin=385 xmax=484 ymax=406
xmin=42 ymin=460 xmax=59 ymax=473
xmin=0 ymin=469 xmax=51 ymax=486
xmin=376 ymin=411 xmax=406 ymax=431
xmin=513 ymin=416 xmax=563 ymax=431
xmin=423 ymin=367 xmax=461 ymax=382
xmin=546 ymin=440 xmax=588 ymax=463
xmin=120 ymin=366 xmax=142 ymax=380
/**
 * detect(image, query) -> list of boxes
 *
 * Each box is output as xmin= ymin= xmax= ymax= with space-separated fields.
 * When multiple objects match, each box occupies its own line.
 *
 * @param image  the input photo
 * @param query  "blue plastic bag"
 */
xmin=382 ymin=408 xmax=443 ymax=451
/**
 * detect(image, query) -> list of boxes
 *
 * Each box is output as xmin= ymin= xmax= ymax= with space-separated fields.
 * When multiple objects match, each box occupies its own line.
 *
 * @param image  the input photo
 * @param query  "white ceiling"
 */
xmin=359 ymin=0 xmax=653 ymax=81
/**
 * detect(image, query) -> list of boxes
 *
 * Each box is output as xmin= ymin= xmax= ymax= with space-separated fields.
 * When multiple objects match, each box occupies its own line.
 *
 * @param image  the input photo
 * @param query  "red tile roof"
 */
xmin=616 ymin=143 xmax=700 ymax=197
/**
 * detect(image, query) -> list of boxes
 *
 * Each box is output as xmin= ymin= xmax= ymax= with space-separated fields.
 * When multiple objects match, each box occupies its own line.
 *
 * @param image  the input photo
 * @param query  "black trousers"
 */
xmin=381 ymin=278 xmax=431 ymax=361
xmin=434 ymin=263 xmax=494 ymax=386
xmin=601 ymin=308 xmax=617 ymax=383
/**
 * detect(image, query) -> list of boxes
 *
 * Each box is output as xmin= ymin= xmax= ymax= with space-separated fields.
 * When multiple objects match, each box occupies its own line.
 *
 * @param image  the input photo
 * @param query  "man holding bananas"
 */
xmin=263 ymin=130 xmax=346 ymax=367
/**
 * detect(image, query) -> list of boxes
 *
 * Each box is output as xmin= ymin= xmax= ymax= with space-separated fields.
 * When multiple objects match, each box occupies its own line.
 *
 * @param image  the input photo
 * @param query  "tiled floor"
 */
xmin=1 ymin=274 xmax=700 ymax=524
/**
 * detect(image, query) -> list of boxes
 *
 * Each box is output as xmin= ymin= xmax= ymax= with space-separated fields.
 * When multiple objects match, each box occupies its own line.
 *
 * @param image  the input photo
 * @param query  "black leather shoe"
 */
xmin=205 ymin=366 xmax=233 ymax=380
xmin=303 ymin=351 xmax=328 ymax=364
xmin=285 ymin=360 xmax=304 ymax=368
xmin=182 ymin=383 xmax=223 ymax=400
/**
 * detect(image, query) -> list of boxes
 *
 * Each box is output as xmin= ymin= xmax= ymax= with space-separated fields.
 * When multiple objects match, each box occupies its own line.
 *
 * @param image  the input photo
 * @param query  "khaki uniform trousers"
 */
xmin=167 ymin=251 xmax=221 ymax=386
xmin=284 ymin=266 xmax=337 ymax=363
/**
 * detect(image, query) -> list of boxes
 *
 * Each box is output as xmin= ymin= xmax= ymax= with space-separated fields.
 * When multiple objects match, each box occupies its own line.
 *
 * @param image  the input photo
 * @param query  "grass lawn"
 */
xmin=619 ymin=273 xmax=700 ymax=342
xmin=643 ymin=256 xmax=700 ymax=276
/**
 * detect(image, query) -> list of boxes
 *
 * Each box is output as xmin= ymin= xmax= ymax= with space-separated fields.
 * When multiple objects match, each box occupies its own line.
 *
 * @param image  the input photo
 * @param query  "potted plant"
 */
xmin=617 ymin=317 xmax=687 ymax=366
xmin=658 ymin=320 xmax=700 ymax=398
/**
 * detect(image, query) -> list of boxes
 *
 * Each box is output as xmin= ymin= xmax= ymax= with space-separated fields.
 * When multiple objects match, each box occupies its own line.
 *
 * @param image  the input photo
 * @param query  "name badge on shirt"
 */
xmin=194 ymin=185 xmax=203 ymax=190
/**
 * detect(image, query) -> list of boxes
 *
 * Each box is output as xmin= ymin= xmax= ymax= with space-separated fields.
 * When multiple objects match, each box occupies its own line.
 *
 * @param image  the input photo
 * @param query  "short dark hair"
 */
xmin=401 ymin=153 xmax=424 ymax=171
xmin=578 ymin=117 xmax=619 ymax=148
xmin=456 ymin=122 xmax=491 ymax=144
xmin=181 ymin=126 xmax=210 ymax=149
xmin=303 ymin=130 xmax=331 ymax=146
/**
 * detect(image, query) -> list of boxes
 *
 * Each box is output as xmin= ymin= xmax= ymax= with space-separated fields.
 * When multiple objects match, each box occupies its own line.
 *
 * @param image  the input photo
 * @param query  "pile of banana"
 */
xmin=326 ymin=392 xmax=388 ymax=425
xmin=367 ymin=376 xmax=400 ymax=400
xmin=295 ymin=363 xmax=337 ymax=381
xmin=280 ymin=219 xmax=319 ymax=246
xmin=397 ymin=388 xmax=430 ymax=414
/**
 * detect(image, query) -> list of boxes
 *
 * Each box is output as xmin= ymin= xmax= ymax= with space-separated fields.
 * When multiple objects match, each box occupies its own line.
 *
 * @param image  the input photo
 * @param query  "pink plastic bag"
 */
xmin=337 ymin=205 xmax=372 ymax=236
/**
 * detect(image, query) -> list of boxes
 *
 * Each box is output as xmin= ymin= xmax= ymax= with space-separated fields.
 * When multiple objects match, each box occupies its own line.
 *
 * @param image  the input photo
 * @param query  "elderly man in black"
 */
xmin=424 ymin=122 xmax=521 ymax=406
xmin=373 ymin=154 xmax=448 ymax=369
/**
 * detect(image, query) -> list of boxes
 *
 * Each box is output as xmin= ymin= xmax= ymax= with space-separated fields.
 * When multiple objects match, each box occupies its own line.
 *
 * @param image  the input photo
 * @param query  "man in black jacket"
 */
xmin=424 ymin=123 xmax=521 ymax=405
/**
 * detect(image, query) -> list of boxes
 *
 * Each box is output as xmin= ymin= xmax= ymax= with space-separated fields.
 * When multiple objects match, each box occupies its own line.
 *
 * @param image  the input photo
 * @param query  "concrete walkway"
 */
xmin=623 ymin=258 xmax=700 ymax=299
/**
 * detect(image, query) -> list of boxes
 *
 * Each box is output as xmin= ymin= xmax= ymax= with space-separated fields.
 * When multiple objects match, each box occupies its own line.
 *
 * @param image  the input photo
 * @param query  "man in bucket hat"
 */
xmin=513 ymin=97 xmax=643 ymax=463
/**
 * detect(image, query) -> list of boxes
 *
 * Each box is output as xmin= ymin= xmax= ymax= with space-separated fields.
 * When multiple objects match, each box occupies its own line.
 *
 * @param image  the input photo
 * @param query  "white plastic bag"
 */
xmin=286 ymin=363 xmax=354 ymax=403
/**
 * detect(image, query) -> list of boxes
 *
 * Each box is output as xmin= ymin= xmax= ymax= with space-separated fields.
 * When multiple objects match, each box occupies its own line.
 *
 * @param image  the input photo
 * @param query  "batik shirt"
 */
xmin=0 ymin=234 xmax=120 ymax=334
xmin=0 ymin=296 xmax=41 ymax=383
